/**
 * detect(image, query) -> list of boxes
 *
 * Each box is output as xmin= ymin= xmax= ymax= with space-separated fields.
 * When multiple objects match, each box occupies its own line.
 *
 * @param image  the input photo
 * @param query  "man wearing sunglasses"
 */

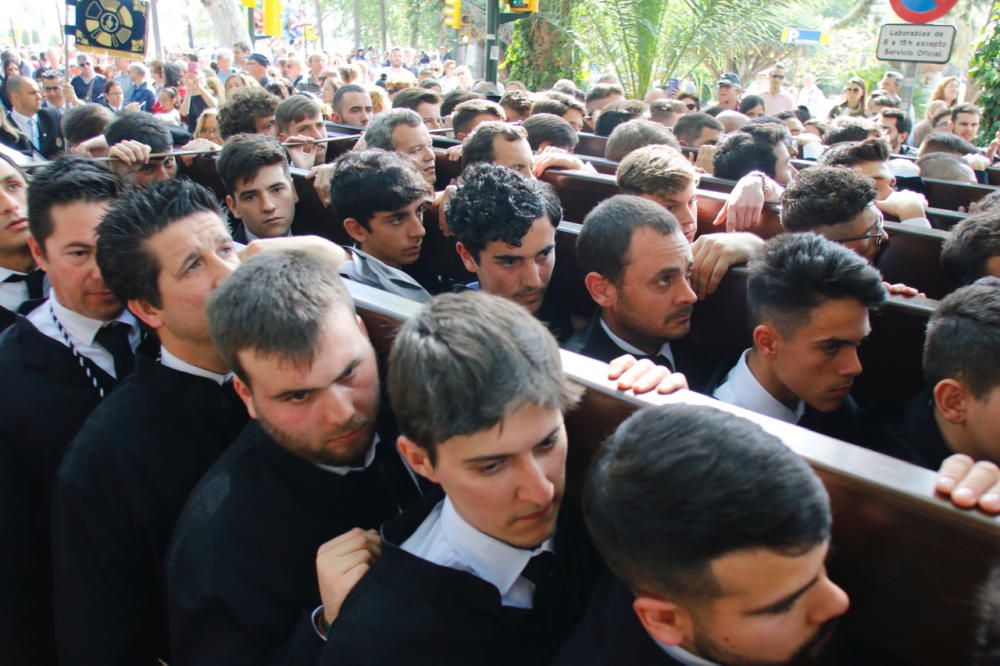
xmin=70 ymin=55 xmax=106 ymax=105
xmin=759 ymin=64 xmax=795 ymax=115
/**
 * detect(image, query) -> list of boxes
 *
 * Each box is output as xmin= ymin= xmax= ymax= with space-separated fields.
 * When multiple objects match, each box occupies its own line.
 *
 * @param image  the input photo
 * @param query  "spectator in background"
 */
xmin=712 ymin=73 xmax=742 ymax=111
xmin=828 ymin=76 xmax=867 ymax=119
xmin=155 ymin=88 xmax=182 ymax=126
xmin=40 ymin=70 xmax=74 ymax=112
xmin=193 ymin=108 xmax=222 ymax=146
xmin=738 ymin=95 xmax=765 ymax=119
xmin=930 ymin=76 xmax=961 ymax=108
xmin=948 ymin=104 xmax=982 ymax=144
xmin=912 ymin=99 xmax=950 ymax=148
xmin=759 ymin=64 xmax=795 ymax=115
xmin=214 ymin=47 xmax=237 ymax=83
xmin=217 ymin=87 xmax=279 ymax=140
xmin=245 ymin=53 xmax=271 ymax=86
xmin=71 ymin=54 xmax=106 ymax=104
xmin=127 ymin=62 xmax=157 ymax=112
xmin=677 ymin=92 xmax=700 ymax=113
xmin=102 ymin=80 xmax=125 ymax=113
xmin=877 ymin=108 xmax=916 ymax=156
xmin=797 ymin=72 xmax=826 ymax=118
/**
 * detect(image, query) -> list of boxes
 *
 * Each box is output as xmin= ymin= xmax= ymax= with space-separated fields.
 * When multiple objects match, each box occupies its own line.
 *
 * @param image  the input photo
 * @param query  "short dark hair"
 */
xmin=672 ymin=112 xmax=724 ymax=145
xmin=391 ymin=86 xmax=441 ymax=112
xmin=585 ymin=83 xmax=624 ymax=104
xmin=868 ymin=91 xmax=901 ymax=109
xmin=648 ymin=99 xmax=687 ymax=121
xmin=616 ymin=144 xmax=698 ymax=198
xmin=951 ymin=103 xmax=982 ymax=122
xmin=388 ymin=291 xmax=581 ymax=463
xmin=970 ymin=189 xmax=1000 ymax=215
xmin=920 ymin=131 xmax=980 ymax=157
xmin=451 ymin=99 xmax=504 ymax=137
xmin=96 ymin=179 xmax=224 ymax=307
xmin=104 ymin=112 xmax=171 ymax=152
xmin=594 ymin=99 xmax=645 ymax=137
xmin=499 ymin=90 xmax=533 ymax=117
xmin=440 ymin=89 xmax=482 ymax=117
xmin=738 ymin=94 xmax=764 ymax=115
xmin=332 ymin=84 xmax=369 ymax=115
xmin=604 ymin=118 xmax=679 ymax=162
xmin=61 ymin=103 xmax=114 ymax=147
xmin=461 ymin=121 xmax=528 ymax=169
xmin=941 ymin=211 xmax=1000 ymax=288
xmin=530 ymin=91 xmax=586 ymax=119
xmin=577 ymin=195 xmax=679 ymax=286
xmin=329 ymin=150 xmax=431 ymax=230
xmin=208 ymin=250 xmax=354 ymax=384
xmin=274 ymin=94 xmax=323 ymax=134
xmin=713 ymin=125 xmax=787 ymax=181
xmin=819 ymin=138 xmax=890 ymax=168
xmin=823 ymin=116 xmax=879 ymax=146
xmin=924 ymin=280 xmax=1000 ymax=398
xmin=878 ymin=107 xmax=912 ymax=136
xmin=218 ymin=87 xmax=280 ymax=140
xmin=585 ymin=403 xmax=831 ymax=601
xmin=522 ymin=113 xmax=578 ymax=151
xmin=780 ymin=166 xmax=877 ymax=232
xmin=748 ymin=232 xmax=887 ymax=336
xmin=27 ymin=156 xmax=122 ymax=253
xmin=217 ymin=133 xmax=289 ymax=195
xmin=446 ymin=163 xmax=559 ymax=259
xmin=917 ymin=152 xmax=976 ymax=182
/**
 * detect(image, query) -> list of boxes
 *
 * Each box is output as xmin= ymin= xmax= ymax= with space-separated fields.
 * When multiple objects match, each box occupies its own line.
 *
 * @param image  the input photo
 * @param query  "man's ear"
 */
xmin=752 ymin=323 xmax=779 ymax=357
xmin=27 ymin=236 xmax=48 ymax=272
xmin=277 ymin=131 xmax=289 ymax=143
xmin=933 ymin=378 xmax=969 ymax=425
xmin=633 ymin=595 xmax=692 ymax=648
xmin=455 ymin=241 xmax=479 ymax=275
xmin=225 ymin=194 xmax=241 ymax=220
xmin=584 ymin=271 xmax=616 ymax=309
xmin=397 ymin=435 xmax=438 ymax=483
xmin=128 ymin=298 xmax=164 ymax=331
xmin=343 ymin=217 xmax=369 ymax=244
xmin=232 ymin=375 xmax=257 ymax=419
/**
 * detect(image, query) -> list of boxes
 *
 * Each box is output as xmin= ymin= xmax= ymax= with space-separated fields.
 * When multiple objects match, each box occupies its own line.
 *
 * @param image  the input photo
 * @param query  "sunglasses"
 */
xmin=43 ymin=86 xmax=61 ymax=92
xmin=833 ymin=208 xmax=884 ymax=247
xmin=844 ymin=87 xmax=862 ymax=93
xmin=770 ymin=73 xmax=785 ymax=79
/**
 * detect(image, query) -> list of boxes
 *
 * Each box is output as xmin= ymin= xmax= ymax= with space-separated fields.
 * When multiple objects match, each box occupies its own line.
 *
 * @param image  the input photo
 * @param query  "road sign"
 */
xmin=876 ymin=23 xmax=956 ymax=63
xmin=780 ymin=28 xmax=829 ymax=45
xmin=888 ymin=0 xmax=957 ymax=24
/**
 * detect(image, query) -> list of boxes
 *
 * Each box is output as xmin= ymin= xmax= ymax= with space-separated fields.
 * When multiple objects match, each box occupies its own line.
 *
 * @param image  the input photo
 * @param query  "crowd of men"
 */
xmin=0 ymin=39 xmax=999 ymax=666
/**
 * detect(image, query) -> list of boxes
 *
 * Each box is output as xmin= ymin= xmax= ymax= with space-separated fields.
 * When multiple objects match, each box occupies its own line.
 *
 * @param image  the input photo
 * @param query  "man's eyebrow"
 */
xmin=745 ymin=573 xmax=820 ymax=616
xmin=461 ymin=426 xmax=560 ymax=465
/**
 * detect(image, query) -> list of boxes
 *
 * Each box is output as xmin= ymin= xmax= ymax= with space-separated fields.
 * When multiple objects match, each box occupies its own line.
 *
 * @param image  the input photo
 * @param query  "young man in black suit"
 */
xmin=317 ymin=291 xmax=604 ymax=666
xmin=0 ymin=154 xmax=42 ymax=332
xmin=0 ymin=157 xmax=130 ymax=666
xmin=554 ymin=403 xmax=849 ymax=665
xmin=713 ymin=233 xmax=887 ymax=444
xmin=0 ymin=75 xmax=65 ymax=159
xmin=50 ymin=179 xmax=247 ymax=666
xmin=218 ymin=133 xmax=299 ymax=244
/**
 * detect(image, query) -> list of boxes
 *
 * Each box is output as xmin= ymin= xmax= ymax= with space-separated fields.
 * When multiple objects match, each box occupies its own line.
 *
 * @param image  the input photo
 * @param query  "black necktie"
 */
xmin=95 ymin=322 xmax=135 ymax=380
xmin=521 ymin=551 xmax=556 ymax=614
xmin=637 ymin=353 xmax=674 ymax=372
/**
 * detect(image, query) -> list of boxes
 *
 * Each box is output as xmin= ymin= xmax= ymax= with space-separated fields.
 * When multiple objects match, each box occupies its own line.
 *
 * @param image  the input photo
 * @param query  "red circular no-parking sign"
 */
xmin=889 ymin=0 xmax=957 ymax=23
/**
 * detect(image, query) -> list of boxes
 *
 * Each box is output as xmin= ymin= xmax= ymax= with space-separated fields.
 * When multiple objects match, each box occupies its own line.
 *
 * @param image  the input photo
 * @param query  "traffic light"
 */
xmin=444 ymin=0 xmax=462 ymax=29
xmin=508 ymin=0 xmax=538 ymax=12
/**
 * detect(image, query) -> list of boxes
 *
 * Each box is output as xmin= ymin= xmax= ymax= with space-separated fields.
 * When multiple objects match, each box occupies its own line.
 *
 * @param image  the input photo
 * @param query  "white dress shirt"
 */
xmin=600 ymin=317 xmax=675 ymax=369
xmin=402 ymin=497 xmax=554 ymax=609
xmin=713 ymin=349 xmax=805 ymax=424
xmin=0 ymin=267 xmax=29 ymax=312
xmin=160 ymin=346 xmax=232 ymax=385
xmin=657 ymin=640 xmax=719 ymax=666
xmin=27 ymin=290 xmax=140 ymax=379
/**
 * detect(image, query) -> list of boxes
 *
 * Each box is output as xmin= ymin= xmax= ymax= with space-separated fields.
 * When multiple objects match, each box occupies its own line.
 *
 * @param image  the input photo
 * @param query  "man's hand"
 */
xmin=875 ymin=189 xmax=926 ymax=221
xmin=607 ymin=355 xmax=688 ymax=395
xmin=985 ymin=131 xmax=1000 ymax=163
xmin=124 ymin=101 xmax=143 ymax=113
xmin=437 ymin=185 xmax=455 ymax=237
xmin=962 ymin=153 xmax=991 ymax=172
xmin=63 ymin=83 xmax=80 ymax=105
xmin=178 ymin=138 xmax=220 ymax=167
xmin=284 ymin=135 xmax=322 ymax=169
xmin=882 ymin=281 xmax=924 ymax=298
xmin=693 ymin=144 xmax=717 ymax=174
xmin=108 ymin=139 xmax=152 ymax=168
xmin=691 ymin=232 xmax=764 ymax=299
xmin=445 ymin=145 xmax=463 ymax=162
xmin=935 ymin=454 xmax=1000 ymax=514
xmin=73 ymin=134 xmax=110 ymax=158
xmin=241 ymin=235 xmax=348 ymax=268
xmin=316 ymin=528 xmax=382 ymax=626
xmin=306 ymin=163 xmax=336 ymax=207
xmin=532 ymin=146 xmax=587 ymax=177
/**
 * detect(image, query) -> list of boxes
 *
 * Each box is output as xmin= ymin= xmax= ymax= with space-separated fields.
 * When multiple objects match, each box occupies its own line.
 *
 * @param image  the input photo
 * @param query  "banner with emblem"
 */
xmin=66 ymin=0 xmax=148 ymax=59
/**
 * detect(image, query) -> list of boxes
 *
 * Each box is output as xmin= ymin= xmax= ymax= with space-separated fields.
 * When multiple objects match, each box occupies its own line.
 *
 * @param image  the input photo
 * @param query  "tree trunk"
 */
xmin=200 ymin=0 xmax=251 ymax=47
xmin=379 ymin=0 xmax=388 ymax=52
xmin=313 ymin=0 xmax=325 ymax=51
xmin=353 ymin=0 xmax=361 ymax=51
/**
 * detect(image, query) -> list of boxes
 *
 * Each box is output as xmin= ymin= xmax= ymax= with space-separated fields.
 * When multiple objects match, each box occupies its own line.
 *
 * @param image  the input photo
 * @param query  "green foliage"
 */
xmin=503 ymin=6 xmax=581 ymax=89
xmin=969 ymin=7 xmax=1000 ymax=143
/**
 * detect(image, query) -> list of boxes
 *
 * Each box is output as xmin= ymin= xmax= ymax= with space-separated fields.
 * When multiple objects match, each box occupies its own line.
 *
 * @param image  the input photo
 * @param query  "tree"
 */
xmin=969 ymin=6 xmax=999 ymax=143
xmin=503 ymin=0 xmax=579 ymax=89
xmin=201 ymin=0 xmax=251 ymax=47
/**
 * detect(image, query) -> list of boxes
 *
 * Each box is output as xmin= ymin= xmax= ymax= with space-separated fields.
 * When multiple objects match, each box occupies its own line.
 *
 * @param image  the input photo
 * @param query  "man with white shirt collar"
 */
xmin=50 ymin=178 xmax=247 ymax=666
xmin=554 ymin=403 xmax=849 ymax=666
xmin=0 ymin=154 xmax=42 ymax=332
xmin=713 ymin=233 xmax=886 ymax=444
xmin=317 ymin=291 xmax=603 ymax=666
xmin=0 ymin=75 xmax=65 ymax=159
xmin=0 ymin=157 xmax=127 ymax=666
xmin=217 ymin=133 xmax=299 ymax=245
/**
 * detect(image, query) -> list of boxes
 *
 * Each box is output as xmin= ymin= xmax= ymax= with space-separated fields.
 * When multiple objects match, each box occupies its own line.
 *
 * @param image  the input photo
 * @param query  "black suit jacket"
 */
xmin=0 ymin=269 xmax=46 ymax=334
xmin=0 ymin=313 xmax=120 ymax=666
xmin=51 ymin=355 xmax=248 ymax=666
xmin=319 ymin=490 xmax=603 ymax=666
xmin=551 ymin=575 xmax=683 ymax=666
xmin=860 ymin=389 xmax=951 ymax=471
xmin=167 ymin=415 xmax=427 ymax=666
xmin=0 ymin=108 xmax=64 ymax=159
xmin=564 ymin=314 xmax=731 ymax=394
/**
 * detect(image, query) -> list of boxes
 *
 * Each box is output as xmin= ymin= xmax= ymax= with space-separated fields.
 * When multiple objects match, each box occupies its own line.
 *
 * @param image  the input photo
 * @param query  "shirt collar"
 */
xmin=314 ymin=432 xmax=380 ymax=476
xmin=242 ymin=225 xmax=291 ymax=243
xmin=440 ymin=497 xmax=553 ymax=599
xmin=725 ymin=349 xmax=805 ymax=424
xmin=656 ymin=641 xmax=719 ymax=666
xmin=49 ymin=289 xmax=134 ymax=346
xmin=0 ymin=266 xmax=26 ymax=280
xmin=599 ymin=317 xmax=675 ymax=368
xmin=11 ymin=109 xmax=36 ymax=126
xmin=159 ymin=345 xmax=232 ymax=385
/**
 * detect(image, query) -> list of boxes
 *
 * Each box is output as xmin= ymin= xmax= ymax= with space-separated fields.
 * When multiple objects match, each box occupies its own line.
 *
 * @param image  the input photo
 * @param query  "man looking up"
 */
xmin=556 ymin=403 xmax=848 ymax=665
xmin=1 ymin=75 xmax=64 ymax=159
xmin=330 ymin=84 xmax=374 ymax=128
xmin=275 ymin=94 xmax=328 ymax=168
xmin=713 ymin=233 xmax=887 ymax=443
xmin=329 ymin=149 xmax=433 ymax=301
xmin=318 ymin=291 xmax=601 ymax=665
xmin=218 ymin=134 xmax=299 ymax=244
xmin=0 ymin=158 xmax=129 ymax=665
xmin=51 ymin=179 xmax=247 ymax=666
xmin=446 ymin=163 xmax=571 ymax=341
xmin=0 ymin=154 xmax=40 ymax=332
xmin=364 ymin=108 xmax=436 ymax=186
xmin=218 ymin=87 xmax=281 ymax=140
